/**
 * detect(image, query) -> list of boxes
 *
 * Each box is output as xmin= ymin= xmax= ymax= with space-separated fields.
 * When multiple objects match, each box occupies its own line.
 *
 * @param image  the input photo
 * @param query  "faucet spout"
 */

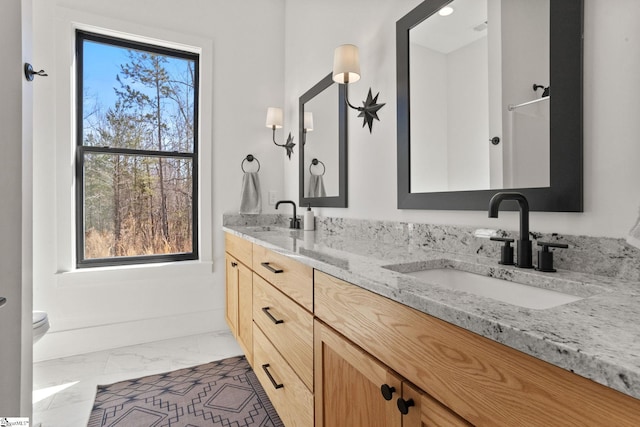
xmin=488 ymin=192 xmax=533 ymax=268
xmin=275 ymin=200 xmax=300 ymax=229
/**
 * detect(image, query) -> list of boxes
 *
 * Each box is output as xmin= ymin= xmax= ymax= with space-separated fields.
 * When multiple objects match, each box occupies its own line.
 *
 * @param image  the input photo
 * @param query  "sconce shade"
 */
xmin=266 ymin=107 xmax=283 ymax=128
xmin=304 ymin=112 xmax=314 ymax=131
xmin=332 ymin=44 xmax=361 ymax=84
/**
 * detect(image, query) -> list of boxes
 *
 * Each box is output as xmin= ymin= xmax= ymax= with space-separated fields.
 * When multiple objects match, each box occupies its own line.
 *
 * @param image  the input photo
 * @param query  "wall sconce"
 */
xmin=332 ymin=44 xmax=385 ymax=133
xmin=266 ymin=107 xmax=295 ymax=159
xmin=302 ymin=112 xmax=314 ymax=145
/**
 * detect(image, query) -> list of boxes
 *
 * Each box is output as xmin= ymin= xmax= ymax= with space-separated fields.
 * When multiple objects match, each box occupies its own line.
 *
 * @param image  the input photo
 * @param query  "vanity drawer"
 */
xmin=252 ymin=244 xmax=313 ymax=312
xmin=253 ymin=324 xmax=314 ymax=427
xmin=253 ymin=273 xmax=313 ymax=391
xmin=225 ymin=232 xmax=252 ymax=267
xmin=314 ymin=270 xmax=640 ymax=426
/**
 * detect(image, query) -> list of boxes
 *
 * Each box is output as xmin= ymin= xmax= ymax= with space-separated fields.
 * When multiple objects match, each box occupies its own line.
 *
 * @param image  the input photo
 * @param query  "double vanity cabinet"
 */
xmin=224 ymin=232 xmax=640 ymax=426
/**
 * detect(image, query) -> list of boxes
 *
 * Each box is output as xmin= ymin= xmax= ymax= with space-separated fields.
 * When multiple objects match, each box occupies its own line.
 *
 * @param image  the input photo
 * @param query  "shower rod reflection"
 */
xmin=508 ymin=96 xmax=550 ymax=111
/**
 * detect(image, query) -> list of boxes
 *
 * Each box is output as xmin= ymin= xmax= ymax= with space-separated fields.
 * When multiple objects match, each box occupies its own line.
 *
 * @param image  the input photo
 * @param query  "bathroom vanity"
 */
xmin=224 ymin=225 xmax=640 ymax=426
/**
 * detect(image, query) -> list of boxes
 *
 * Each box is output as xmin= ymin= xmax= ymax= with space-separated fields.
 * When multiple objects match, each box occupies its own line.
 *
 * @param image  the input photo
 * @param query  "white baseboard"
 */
xmin=33 ymin=309 xmax=227 ymax=362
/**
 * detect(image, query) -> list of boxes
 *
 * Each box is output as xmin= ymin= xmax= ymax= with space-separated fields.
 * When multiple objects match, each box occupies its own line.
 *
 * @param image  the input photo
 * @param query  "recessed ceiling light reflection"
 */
xmin=439 ymin=6 xmax=454 ymax=16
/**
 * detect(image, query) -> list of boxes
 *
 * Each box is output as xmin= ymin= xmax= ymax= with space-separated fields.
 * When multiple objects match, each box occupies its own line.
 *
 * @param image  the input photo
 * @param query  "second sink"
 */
xmin=382 ymin=260 xmax=603 ymax=310
xmin=404 ymin=268 xmax=582 ymax=310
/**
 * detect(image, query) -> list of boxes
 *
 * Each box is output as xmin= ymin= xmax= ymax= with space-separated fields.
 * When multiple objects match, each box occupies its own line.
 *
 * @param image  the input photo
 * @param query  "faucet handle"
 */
xmin=490 ymin=237 xmax=515 ymax=266
xmin=290 ymin=217 xmax=301 ymax=229
xmin=535 ymin=241 xmax=569 ymax=272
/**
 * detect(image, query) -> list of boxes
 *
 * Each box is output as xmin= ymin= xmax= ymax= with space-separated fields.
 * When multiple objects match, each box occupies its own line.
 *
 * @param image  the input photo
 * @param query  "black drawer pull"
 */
xmin=381 ymin=384 xmax=396 ymax=401
xmin=230 ymin=261 xmax=238 ymax=267
xmin=397 ymin=397 xmax=415 ymax=415
xmin=261 ymin=364 xmax=284 ymax=389
xmin=261 ymin=262 xmax=283 ymax=274
xmin=262 ymin=307 xmax=284 ymax=324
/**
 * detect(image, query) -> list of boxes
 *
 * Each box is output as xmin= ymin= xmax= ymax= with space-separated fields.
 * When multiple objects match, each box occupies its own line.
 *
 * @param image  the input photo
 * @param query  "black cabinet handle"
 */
xmin=381 ymin=384 xmax=396 ymax=401
xmin=261 ymin=307 xmax=284 ymax=325
xmin=261 ymin=262 xmax=283 ymax=274
xmin=397 ymin=398 xmax=415 ymax=415
xmin=230 ymin=261 xmax=238 ymax=267
xmin=261 ymin=364 xmax=284 ymax=389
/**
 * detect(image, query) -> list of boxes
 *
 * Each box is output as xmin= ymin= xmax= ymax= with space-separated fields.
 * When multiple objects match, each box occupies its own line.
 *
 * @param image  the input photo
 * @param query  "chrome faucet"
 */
xmin=275 ymin=200 xmax=300 ymax=229
xmin=488 ymin=192 xmax=533 ymax=268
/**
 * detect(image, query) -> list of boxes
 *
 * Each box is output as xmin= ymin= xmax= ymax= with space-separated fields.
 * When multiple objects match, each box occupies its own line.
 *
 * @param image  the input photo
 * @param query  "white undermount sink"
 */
xmin=389 ymin=264 xmax=587 ymax=310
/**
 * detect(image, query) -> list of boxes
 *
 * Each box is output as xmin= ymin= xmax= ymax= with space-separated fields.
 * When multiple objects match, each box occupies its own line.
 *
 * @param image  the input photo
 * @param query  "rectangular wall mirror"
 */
xmin=299 ymin=73 xmax=348 ymax=208
xmin=397 ymin=0 xmax=583 ymax=211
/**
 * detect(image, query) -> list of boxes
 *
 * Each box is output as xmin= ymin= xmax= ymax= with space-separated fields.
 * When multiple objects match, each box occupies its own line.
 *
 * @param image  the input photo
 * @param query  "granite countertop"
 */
xmin=223 ymin=224 xmax=640 ymax=400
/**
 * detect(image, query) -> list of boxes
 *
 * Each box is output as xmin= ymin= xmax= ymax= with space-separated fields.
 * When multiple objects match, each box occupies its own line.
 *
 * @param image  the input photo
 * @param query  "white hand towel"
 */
xmin=308 ymin=175 xmax=326 ymax=198
xmin=239 ymin=172 xmax=262 ymax=214
xmin=627 ymin=204 xmax=640 ymax=249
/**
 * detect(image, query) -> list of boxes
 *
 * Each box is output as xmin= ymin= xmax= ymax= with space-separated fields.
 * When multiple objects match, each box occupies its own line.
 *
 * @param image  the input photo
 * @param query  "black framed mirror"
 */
xmin=397 ymin=0 xmax=583 ymax=211
xmin=299 ymin=73 xmax=348 ymax=208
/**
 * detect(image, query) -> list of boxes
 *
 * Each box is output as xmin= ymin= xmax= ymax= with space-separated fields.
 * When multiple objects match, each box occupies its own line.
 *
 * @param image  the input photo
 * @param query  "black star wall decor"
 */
xmin=283 ymin=132 xmax=296 ymax=159
xmin=357 ymin=89 xmax=385 ymax=133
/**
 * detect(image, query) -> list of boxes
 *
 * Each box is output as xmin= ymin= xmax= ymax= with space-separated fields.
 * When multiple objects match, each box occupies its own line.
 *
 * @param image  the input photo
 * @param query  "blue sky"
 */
xmin=83 ymin=41 xmax=129 ymax=110
xmin=82 ymin=39 xmax=194 ymax=120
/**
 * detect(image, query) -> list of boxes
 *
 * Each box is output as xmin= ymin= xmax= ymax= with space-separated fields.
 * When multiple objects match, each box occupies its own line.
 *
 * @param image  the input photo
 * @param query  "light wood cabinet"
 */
xmin=251 ymin=243 xmax=315 ymax=425
xmin=252 ymin=244 xmax=313 ymax=312
xmin=225 ymin=233 xmax=253 ymax=365
xmin=226 ymin=233 xmax=640 ymax=426
xmin=224 ymin=252 xmax=238 ymax=335
xmin=401 ymin=381 xmax=472 ymax=427
xmin=315 ymin=270 xmax=640 ymax=426
xmin=314 ymin=320 xmax=469 ymax=427
xmin=236 ymin=260 xmax=252 ymax=363
xmin=254 ymin=323 xmax=314 ymax=427
xmin=253 ymin=272 xmax=314 ymax=390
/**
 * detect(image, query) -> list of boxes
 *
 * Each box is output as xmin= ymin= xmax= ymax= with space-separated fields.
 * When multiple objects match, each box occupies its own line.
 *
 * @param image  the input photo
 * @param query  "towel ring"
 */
xmin=241 ymin=154 xmax=260 ymax=173
xmin=309 ymin=158 xmax=325 ymax=176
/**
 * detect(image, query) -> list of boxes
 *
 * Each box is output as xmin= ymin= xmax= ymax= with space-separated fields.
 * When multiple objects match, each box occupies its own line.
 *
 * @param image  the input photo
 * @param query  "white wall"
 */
xmin=32 ymin=0 xmax=285 ymax=360
xmin=446 ymin=37 xmax=489 ymax=191
xmin=283 ymin=0 xmax=640 ymax=239
xmin=28 ymin=0 xmax=640 ymax=360
xmin=1 ymin=0 xmax=33 ymax=415
xmin=410 ymin=44 xmax=448 ymax=193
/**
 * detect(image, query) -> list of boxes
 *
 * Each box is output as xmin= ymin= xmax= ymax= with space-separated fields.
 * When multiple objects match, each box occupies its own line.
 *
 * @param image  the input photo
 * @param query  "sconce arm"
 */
xmin=344 ymin=94 xmax=362 ymax=111
xmin=272 ymin=127 xmax=286 ymax=147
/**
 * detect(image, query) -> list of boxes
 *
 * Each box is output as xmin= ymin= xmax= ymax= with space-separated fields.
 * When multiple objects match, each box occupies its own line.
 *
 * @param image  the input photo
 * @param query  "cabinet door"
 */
xmin=225 ymin=253 xmax=239 ymax=337
xmin=236 ymin=261 xmax=253 ymax=365
xmin=401 ymin=382 xmax=471 ymax=427
xmin=315 ymin=320 xmax=402 ymax=427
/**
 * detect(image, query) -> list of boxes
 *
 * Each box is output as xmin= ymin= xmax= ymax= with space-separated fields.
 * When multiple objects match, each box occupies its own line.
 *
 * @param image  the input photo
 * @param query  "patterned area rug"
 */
xmin=88 ymin=355 xmax=284 ymax=427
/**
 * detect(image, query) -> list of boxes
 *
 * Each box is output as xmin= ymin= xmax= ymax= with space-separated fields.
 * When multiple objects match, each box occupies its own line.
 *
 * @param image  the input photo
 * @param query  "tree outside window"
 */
xmin=76 ymin=31 xmax=199 ymax=267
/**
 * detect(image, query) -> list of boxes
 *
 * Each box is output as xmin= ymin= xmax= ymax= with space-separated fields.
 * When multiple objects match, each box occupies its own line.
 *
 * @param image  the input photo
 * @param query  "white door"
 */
xmin=0 ymin=0 xmax=32 ymax=417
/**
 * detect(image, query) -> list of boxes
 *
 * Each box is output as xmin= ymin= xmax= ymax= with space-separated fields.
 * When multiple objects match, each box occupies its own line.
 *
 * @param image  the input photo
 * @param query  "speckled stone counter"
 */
xmin=223 ymin=215 xmax=640 ymax=400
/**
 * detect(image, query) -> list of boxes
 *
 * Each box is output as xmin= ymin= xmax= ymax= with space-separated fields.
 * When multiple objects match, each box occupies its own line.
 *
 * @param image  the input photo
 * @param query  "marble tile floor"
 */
xmin=33 ymin=330 xmax=243 ymax=427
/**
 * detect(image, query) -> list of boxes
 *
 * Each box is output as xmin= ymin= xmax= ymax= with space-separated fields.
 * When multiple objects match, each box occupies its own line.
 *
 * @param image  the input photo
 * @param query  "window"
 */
xmin=76 ymin=30 xmax=199 ymax=267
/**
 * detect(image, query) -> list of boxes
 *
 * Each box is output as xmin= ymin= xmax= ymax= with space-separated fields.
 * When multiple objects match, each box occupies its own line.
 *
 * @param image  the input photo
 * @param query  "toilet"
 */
xmin=33 ymin=311 xmax=50 ymax=344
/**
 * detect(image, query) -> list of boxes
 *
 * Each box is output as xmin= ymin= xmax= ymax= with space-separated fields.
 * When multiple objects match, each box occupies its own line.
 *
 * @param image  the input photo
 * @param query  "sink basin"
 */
xmin=386 ymin=262 xmax=587 ymax=309
xmin=243 ymin=226 xmax=288 ymax=233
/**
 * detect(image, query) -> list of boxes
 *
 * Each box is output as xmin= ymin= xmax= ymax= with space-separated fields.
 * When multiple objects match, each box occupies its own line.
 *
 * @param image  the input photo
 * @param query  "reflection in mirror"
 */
xmin=299 ymin=73 xmax=348 ymax=207
xmin=410 ymin=0 xmax=550 ymax=193
xmin=304 ymin=85 xmax=338 ymax=197
xmin=397 ymin=0 xmax=583 ymax=211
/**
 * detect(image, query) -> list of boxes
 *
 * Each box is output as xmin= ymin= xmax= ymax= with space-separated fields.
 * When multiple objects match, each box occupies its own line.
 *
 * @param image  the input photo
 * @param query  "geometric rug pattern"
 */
xmin=87 ymin=356 xmax=284 ymax=427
